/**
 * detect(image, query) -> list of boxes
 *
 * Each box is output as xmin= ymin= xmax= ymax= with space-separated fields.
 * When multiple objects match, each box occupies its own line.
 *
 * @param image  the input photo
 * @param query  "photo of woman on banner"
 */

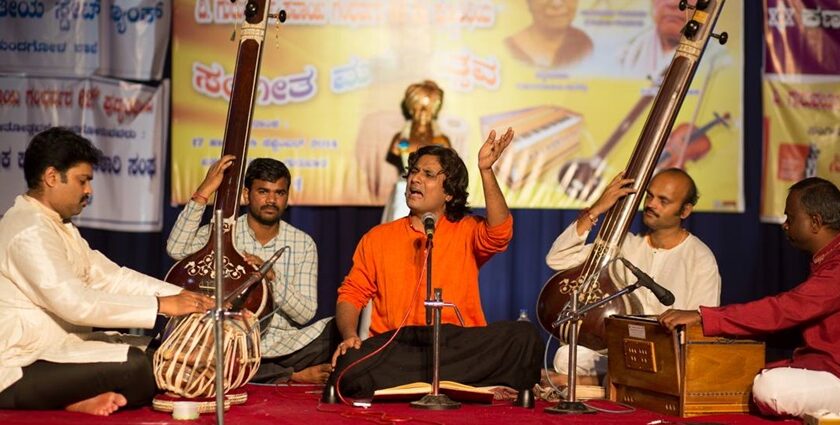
xmin=505 ymin=0 xmax=593 ymax=69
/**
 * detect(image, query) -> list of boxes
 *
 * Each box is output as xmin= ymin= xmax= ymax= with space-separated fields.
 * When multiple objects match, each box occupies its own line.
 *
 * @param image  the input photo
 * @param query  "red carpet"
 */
xmin=0 ymin=384 xmax=802 ymax=425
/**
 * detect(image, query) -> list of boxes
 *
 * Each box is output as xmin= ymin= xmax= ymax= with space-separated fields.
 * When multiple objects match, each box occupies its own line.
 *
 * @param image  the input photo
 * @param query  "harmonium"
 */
xmin=605 ymin=315 xmax=765 ymax=417
xmin=479 ymin=106 xmax=582 ymax=190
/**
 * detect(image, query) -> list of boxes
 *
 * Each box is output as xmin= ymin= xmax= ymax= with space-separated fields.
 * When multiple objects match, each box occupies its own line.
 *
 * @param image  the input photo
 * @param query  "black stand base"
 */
xmin=410 ymin=394 xmax=461 ymax=410
xmin=544 ymin=401 xmax=597 ymax=415
xmin=513 ymin=388 xmax=535 ymax=408
xmin=320 ymin=383 xmax=338 ymax=404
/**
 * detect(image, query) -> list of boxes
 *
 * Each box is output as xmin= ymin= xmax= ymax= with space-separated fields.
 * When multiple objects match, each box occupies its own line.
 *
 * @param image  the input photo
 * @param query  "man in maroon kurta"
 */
xmin=660 ymin=177 xmax=840 ymax=417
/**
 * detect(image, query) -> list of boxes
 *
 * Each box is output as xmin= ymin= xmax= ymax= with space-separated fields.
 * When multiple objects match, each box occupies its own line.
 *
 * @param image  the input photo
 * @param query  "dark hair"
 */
xmin=656 ymin=167 xmax=699 ymax=207
xmin=24 ymin=127 xmax=102 ymax=190
xmin=789 ymin=177 xmax=840 ymax=231
xmin=244 ymin=158 xmax=291 ymax=189
xmin=405 ymin=145 xmax=471 ymax=221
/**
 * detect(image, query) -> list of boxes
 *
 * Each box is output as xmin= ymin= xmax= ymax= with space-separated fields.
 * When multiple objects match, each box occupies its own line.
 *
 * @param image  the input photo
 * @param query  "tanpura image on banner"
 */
xmin=761 ymin=0 xmax=840 ymax=223
xmin=171 ymin=0 xmax=744 ymax=211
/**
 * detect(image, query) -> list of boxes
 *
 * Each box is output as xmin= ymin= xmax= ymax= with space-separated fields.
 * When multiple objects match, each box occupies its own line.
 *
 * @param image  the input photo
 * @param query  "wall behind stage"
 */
xmin=82 ymin=1 xmax=811 ymax=342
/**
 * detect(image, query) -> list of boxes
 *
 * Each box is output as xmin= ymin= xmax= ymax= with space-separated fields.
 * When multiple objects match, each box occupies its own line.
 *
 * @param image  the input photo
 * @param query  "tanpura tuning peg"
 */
xmin=683 ymin=20 xmax=700 ymax=38
xmin=695 ymin=0 xmax=711 ymax=10
xmin=711 ymin=31 xmax=729 ymax=45
xmin=269 ymin=10 xmax=287 ymax=23
xmin=245 ymin=0 xmax=258 ymax=18
xmin=679 ymin=0 xmax=711 ymax=11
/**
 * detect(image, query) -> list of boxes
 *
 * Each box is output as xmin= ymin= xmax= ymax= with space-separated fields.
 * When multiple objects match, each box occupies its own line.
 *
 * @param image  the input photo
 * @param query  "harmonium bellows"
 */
xmin=480 ymin=106 xmax=582 ymax=189
xmin=606 ymin=315 xmax=765 ymax=417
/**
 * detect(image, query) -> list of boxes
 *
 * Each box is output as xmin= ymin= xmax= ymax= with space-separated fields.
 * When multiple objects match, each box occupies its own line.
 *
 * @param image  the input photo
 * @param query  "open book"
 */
xmin=373 ymin=381 xmax=496 ymax=404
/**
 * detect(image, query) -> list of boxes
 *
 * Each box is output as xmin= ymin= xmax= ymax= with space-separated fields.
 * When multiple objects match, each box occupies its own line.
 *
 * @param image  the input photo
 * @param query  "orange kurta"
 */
xmin=338 ymin=214 xmax=513 ymax=336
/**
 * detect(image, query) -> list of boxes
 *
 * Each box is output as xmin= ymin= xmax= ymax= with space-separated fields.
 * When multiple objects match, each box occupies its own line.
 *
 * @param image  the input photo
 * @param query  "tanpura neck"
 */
xmin=647 ymin=226 xmax=687 ymax=250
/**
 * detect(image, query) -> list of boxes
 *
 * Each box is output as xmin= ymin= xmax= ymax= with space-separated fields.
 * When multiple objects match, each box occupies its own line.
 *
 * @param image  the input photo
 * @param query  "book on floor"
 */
xmin=372 ymin=380 xmax=496 ymax=404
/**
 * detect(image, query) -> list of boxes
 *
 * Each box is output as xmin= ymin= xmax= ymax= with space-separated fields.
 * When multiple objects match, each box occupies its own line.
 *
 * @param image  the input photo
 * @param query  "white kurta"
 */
xmin=546 ymin=222 xmax=721 ymax=315
xmin=0 ymin=195 xmax=182 ymax=392
xmin=546 ymin=222 xmax=721 ymax=376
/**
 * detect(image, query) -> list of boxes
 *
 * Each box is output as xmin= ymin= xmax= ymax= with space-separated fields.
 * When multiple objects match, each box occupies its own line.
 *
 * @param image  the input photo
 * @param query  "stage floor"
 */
xmin=0 ymin=384 xmax=802 ymax=425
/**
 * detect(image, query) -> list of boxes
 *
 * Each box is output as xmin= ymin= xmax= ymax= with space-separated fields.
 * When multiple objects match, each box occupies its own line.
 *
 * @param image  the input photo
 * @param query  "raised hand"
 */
xmin=194 ymin=154 xmax=236 ymax=203
xmin=478 ymin=127 xmax=514 ymax=171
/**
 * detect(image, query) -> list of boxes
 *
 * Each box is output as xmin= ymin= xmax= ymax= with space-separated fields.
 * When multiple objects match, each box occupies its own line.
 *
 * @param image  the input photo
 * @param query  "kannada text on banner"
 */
xmin=172 ymin=0 xmax=744 ymax=210
xmin=0 ymin=75 xmax=169 ymax=232
xmin=761 ymin=0 xmax=840 ymax=223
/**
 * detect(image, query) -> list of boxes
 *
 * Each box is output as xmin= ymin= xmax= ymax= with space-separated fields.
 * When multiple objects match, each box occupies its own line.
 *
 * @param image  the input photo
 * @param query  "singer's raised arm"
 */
xmin=478 ymin=128 xmax=514 ymax=227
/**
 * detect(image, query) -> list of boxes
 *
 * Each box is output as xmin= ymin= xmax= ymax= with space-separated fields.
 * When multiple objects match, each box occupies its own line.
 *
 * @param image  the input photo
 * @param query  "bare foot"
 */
xmin=540 ymin=369 xmax=600 ymax=387
xmin=290 ymin=363 xmax=333 ymax=384
xmin=66 ymin=392 xmax=127 ymax=416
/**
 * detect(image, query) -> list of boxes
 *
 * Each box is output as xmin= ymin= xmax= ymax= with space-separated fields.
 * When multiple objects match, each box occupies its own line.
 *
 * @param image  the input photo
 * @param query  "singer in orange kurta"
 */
xmin=328 ymin=135 xmax=544 ymax=399
xmin=337 ymin=214 xmax=512 ymax=336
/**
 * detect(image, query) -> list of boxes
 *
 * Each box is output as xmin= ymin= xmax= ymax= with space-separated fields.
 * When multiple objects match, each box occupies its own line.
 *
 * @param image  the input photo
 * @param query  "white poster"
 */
xmin=99 ymin=0 xmax=170 ymax=80
xmin=0 ymin=0 xmax=169 ymax=81
xmin=0 ymin=75 xmax=169 ymax=232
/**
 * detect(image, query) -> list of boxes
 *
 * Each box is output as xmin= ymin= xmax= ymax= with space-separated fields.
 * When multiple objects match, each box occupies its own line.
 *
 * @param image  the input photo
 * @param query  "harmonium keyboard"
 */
xmin=605 ymin=315 xmax=765 ymax=417
xmin=480 ymin=106 xmax=582 ymax=189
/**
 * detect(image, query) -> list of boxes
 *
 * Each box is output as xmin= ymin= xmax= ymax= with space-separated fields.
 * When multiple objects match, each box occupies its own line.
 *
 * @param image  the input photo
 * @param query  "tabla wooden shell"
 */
xmin=154 ymin=311 xmax=261 ymax=398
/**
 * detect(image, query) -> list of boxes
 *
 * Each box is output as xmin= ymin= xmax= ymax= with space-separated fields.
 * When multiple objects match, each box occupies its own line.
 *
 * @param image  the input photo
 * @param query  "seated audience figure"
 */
xmin=660 ymin=177 xmax=840 ymax=417
xmin=330 ymin=129 xmax=543 ymax=398
xmin=0 ymin=127 xmax=213 ymax=416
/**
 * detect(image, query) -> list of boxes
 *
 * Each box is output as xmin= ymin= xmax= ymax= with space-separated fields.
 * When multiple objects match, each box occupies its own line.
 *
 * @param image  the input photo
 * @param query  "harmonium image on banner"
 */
xmin=171 ymin=0 xmax=744 ymax=211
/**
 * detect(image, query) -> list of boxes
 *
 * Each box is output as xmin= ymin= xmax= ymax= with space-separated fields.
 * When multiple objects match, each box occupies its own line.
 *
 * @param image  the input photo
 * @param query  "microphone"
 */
xmin=422 ymin=212 xmax=437 ymax=239
xmin=228 ymin=246 xmax=288 ymax=311
xmin=618 ymin=257 xmax=675 ymax=306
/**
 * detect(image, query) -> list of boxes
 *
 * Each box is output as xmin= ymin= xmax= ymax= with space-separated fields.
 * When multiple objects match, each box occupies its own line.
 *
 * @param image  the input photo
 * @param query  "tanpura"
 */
xmin=165 ymin=0 xmax=281 ymax=325
xmin=537 ymin=0 xmax=729 ymax=351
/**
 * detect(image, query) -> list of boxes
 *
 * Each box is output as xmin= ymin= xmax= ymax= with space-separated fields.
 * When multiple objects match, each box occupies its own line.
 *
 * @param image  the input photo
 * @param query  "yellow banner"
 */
xmin=761 ymin=77 xmax=840 ymax=222
xmin=172 ymin=0 xmax=744 ymax=210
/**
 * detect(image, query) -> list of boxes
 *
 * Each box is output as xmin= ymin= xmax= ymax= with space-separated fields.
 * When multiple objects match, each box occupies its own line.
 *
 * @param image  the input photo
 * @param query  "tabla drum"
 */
xmin=153 ymin=310 xmax=261 ymax=399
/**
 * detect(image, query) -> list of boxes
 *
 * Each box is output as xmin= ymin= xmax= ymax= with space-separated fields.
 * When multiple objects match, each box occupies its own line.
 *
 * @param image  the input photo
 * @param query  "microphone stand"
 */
xmin=546 ymin=276 xmax=645 ymax=415
xmin=411 ymin=235 xmax=461 ymax=410
xmin=213 ymin=210 xmax=226 ymax=424
xmin=425 ymin=236 xmax=432 ymax=326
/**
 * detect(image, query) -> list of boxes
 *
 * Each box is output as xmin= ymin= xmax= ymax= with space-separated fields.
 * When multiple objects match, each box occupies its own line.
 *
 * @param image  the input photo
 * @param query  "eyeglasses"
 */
xmin=407 ymin=167 xmax=445 ymax=179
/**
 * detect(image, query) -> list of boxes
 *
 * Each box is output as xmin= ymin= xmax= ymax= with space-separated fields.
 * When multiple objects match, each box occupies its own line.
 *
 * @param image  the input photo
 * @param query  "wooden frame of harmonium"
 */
xmin=605 ymin=315 xmax=764 ymax=417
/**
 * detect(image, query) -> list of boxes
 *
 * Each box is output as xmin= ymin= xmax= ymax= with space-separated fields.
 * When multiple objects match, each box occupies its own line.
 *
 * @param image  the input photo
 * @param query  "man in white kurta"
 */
xmin=545 ymin=168 xmax=721 ymax=383
xmin=0 ymin=127 xmax=212 ymax=416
